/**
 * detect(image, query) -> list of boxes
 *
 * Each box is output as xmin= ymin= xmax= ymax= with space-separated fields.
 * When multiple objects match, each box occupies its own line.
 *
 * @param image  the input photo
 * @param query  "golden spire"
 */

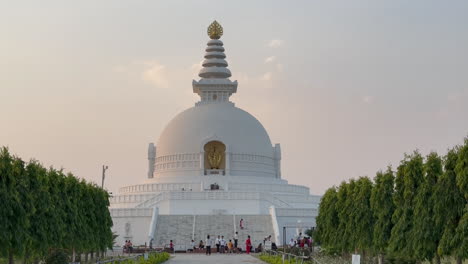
xmin=207 ymin=20 xmax=223 ymax=39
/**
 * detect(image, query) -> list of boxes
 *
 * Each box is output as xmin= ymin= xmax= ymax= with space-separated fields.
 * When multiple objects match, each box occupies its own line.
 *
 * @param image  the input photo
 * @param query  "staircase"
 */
xmin=153 ymin=214 xmax=275 ymax=250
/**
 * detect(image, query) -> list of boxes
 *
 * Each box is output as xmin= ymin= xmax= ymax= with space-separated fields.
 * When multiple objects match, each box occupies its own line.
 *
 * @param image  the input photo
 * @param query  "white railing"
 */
xmin=135 ymin=193 xmax=164 ymax=208
xmin=275 ymin=208 xmax=317 ymax=217
xmin=110 ymin=208 xmax=153 ymax=217
xmin=133 ymin=191 xmax=298 ymax=209
xmin=229 ymin=183 xmax=310 ymax=195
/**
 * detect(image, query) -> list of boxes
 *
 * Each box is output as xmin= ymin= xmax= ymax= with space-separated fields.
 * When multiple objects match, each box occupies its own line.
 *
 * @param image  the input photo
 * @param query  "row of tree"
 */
xmin=0 ymin=147 xmax=114 ymax=264
xmin=315 ymin=138 xmax=468 ymax=264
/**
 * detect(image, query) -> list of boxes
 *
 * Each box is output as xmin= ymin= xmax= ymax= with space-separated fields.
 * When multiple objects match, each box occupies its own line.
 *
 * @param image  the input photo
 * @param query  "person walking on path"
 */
xmin=245 ymin=235 xmax=252 ymax=254
xmin=205 ymin=235 xmax=212 ymax=255
xmin=240 ymin=218 xmax=244 ymax=229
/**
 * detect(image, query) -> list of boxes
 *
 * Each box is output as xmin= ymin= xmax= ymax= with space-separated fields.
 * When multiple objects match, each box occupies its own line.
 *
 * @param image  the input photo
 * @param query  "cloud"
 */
xmin=260 ymin=72 xmax=273 ymax=81
xmin=447 ymin=89 xmax=468 ymax=102
xmin=362 ymin=95 xmax=374 ymax=104
xmin=268 ymin=39 xmax=284 ymax=48
xmin=142 ymin=61 xmax=169 ymax=88
xmin=276 ymin=63 xmax=284 ymax=72
xmin=233 ymin=71 xmax=249 ymax=83
xmin=112 ymin=65 xmax=127 ymax=73
xmin=190 ymin=61 xmax=203 ymax=77
xmin=265 ymin=56 xmax=276 ymax=63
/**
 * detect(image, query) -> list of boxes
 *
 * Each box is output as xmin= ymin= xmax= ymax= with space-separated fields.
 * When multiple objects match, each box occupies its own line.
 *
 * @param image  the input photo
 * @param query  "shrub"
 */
xmin=140 ymin=252 xmax=170 ymax=264
xmin=259 ymin=254 xmax=296 ymax=264
xmin=45 ymin=250 xmax=69 ymax=264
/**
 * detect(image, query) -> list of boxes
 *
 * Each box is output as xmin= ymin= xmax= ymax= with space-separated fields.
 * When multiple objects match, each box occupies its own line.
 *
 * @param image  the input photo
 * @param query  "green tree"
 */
xmin=371 ymin=167 xmax=395 ymax=264
xmin=388 ymin=157 xmax=408 ymax=256
xmin=437 ymin=147 xmax=465 ymax=264
xmin=451 ymin=138 xmax=468 ymax=264
xmin=0 ymin=146 xmax=114 ymax=262
xmin=315 ymin=187 xmax=339 ymax=249
xmin=352 ymin=177 xmax=374 ymax=255
xmin=336 ymin=180 xmax=354 ymax=253
xmin=412 ymin=152 xmax=443 ymax=263
xmin=0 ymin=148 xmax=29 ymax=264
xmin=389 ymin=151 xmax=424 ymax=258
xmin=24 ymin=161 xmax=50 ymax=262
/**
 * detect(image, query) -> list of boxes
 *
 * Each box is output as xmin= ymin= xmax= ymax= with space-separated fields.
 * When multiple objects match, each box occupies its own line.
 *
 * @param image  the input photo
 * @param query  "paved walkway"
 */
xmin=165 ymin=253 xmax=266 ymax=264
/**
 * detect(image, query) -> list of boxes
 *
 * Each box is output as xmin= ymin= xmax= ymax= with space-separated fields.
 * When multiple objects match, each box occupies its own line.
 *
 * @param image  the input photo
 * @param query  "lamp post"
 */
xmin=101 ymin=165 xmax=109 ymax=189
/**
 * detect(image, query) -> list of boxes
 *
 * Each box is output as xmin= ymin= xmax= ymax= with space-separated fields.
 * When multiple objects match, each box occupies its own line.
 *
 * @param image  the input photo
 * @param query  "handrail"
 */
xmin=135 ymin=193 xmax=163 ymax=208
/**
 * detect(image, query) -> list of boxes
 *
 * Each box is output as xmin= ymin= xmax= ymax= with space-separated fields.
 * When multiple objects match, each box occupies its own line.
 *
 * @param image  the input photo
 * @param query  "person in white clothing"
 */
xmin=234 ymin=231 xmax=239 ymax=248
xmin=289 ymin=238 xmax=296 ymax=248
xmin=220 ymin=236 xmax=226 ymax=253
xmin=205 ymin=235 xmax=212 ymax=255
xmin=188 ymin=239 xmax=195 ymax=252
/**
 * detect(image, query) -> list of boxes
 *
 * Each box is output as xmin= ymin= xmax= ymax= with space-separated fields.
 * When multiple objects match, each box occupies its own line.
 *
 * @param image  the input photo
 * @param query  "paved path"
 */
xmin=165 ymin=253 xmax=266 ymax=264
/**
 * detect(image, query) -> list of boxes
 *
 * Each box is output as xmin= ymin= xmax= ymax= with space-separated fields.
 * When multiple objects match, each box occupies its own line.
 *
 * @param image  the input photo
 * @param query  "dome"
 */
xmin=157 ymin=103 xmax=273 ymax=156
xmin=155 ymin=103 xmax=277 ymax=178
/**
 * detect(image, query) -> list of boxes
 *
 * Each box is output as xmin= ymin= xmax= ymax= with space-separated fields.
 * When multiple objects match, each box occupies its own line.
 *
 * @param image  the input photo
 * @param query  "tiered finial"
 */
xmin=207 ymin=20 xmax=223 ymax=39
xmin=193 ymin=21 xmax=237 ymax=106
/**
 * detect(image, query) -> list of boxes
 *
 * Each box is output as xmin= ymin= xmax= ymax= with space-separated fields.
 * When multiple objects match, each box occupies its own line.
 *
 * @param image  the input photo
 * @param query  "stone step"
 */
xmin=154 ymin=214 xmax=275 ymax=250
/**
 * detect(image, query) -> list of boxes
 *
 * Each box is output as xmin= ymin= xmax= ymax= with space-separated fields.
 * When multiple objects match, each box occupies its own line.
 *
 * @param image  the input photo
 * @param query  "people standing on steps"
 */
xmin=205 ymin=235 xmax=212 ymax=255
xmin=227 ymin=239 xmax=234 ymax=253
xmin=220 ymin=236 xmax=226 ymax=253
xmin=240 ymin=218 xmax=244 ymax=229
xmin=234 ymin=231 xmax=239 ymax=248
xmin=289 ymin=238 xmax=296 ymax=248
xmin=215 ymin=235 xmax=221 ymax=253
xmin=198 ymin=240 xmax=204 ymax=249
xmin=169 ymin=240 xmax=174 ymax=253
xmin=245 ymin=235 xmax=252 ymax=254
xmin=188 ymin=239 xmax=195 ymax=252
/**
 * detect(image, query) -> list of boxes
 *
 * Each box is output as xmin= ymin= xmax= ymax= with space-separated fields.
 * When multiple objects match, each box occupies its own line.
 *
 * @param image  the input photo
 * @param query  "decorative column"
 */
xmin=147 ymin=143 xmax=156 ymax=178
xmin=274 ymin=144 xmax=282 ymax=179
xmin=199 ymin=152 xmax=205 ymax=176
xmin=225 ymin=151 xmax=231 ymax=176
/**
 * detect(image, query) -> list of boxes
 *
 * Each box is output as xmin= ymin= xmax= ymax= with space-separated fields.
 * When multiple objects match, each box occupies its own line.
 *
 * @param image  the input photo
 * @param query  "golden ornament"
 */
xmin=207 ymin=20 xmax=223 ymax=39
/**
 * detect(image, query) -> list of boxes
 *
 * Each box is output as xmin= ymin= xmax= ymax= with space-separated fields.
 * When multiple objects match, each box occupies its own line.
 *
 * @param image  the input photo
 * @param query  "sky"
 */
xmin=1 ymin=0 xmax=468 ymax=195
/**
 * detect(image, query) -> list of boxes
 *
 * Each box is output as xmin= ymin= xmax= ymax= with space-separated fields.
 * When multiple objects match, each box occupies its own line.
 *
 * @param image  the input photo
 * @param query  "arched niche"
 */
xmin=204 ymin=141 xmax=226 ymax=173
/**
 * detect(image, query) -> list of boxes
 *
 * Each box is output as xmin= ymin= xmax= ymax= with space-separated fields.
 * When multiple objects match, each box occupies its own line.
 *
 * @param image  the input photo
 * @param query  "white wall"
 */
xmin=112 ymin=216 xmax=152 ymax=247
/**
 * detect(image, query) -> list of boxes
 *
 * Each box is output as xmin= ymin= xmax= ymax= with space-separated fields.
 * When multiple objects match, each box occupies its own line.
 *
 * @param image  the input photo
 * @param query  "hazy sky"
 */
xmin=1 ymin=1 xmax=468 ymax=195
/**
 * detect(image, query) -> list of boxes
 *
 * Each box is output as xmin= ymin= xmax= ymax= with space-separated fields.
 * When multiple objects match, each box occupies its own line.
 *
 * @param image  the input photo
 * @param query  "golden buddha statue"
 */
xmin=207 ymin=146 xmax=222 ymax=169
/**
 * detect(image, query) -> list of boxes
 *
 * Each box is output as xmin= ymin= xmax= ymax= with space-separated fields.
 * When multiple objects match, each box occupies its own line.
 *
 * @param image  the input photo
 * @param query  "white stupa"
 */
xmin=110 ymin=21 xmax=320 ymax=248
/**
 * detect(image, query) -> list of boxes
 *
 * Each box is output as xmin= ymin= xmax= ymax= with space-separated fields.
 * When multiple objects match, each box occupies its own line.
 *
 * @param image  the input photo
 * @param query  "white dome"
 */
xmin=155 ymin=103 xmax=276 ymax=178
xmin=157 ymin=103 xmax=272 ymax=155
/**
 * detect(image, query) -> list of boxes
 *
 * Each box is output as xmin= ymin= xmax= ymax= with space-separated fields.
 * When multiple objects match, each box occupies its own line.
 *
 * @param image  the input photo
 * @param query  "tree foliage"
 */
xmin=315 ymin=187 xmax=338 ymax=249
xmin=411 ymin=152 xmax=442 ymax=261
xmin=437 ymin=147 xmax=465 ymax=260
xmin=370 ymin=167 xmax=394 ymax=254
xmin=0 ymin=147 xmax=113 ymax=263
xmin=451 ymin=138 xmax=468 ymax=260
xmin=315 ymin=136 xmax=468 ymax=263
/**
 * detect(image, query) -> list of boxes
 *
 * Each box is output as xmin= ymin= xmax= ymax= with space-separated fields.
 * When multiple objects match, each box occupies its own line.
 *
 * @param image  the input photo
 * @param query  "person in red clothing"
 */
xmin=245 ymin=235 xmax=252 ymax=254
xmin=169 ymin=240 xmax=174 ymax=252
